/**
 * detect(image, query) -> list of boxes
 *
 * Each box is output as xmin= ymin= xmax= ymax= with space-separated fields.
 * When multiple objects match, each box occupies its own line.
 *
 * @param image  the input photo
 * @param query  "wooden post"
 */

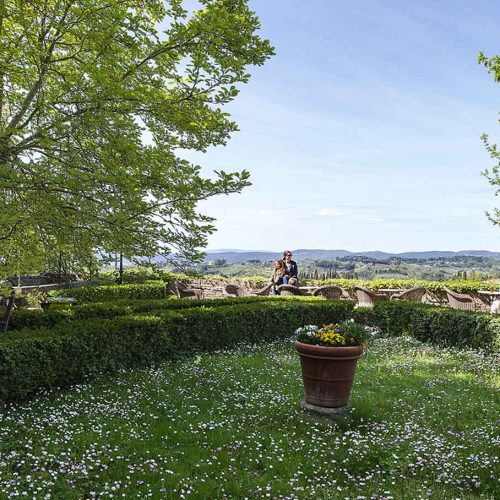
xmin=1 ymin=291 xmax=16 ymax=333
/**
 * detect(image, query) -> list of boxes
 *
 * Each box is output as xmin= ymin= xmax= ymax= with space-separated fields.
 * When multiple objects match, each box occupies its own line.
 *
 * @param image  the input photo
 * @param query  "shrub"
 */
xmin=72 ymin=296 xmax=285 ymax=319
xmin=8 ymin=309 xmax=72 ymax=331
xmin=371 ymin=301 xmax=500 ymax=351
xmin=0 ymin=299 xmax=355 ymax=401
xmin=315 ymin=277 xmax=491 ymax=295
xmin=7 ymin=296 xmax=329 ymax=331
xmin=49 ymin=281 xmax=167 ymax=303
xmin=92 ymin=270 xmax=120 ymax=285
xmin=373 ymin=301 xmax=429 ymax=337
xmin=0 ymin=316 xmax=170 ymax=401
xmin=95 ymin=268 xmax=192 ymax=288
xmin=122 ymin=299 xmax=353 ymax=358
xmin=351 ymin=306 xmax=379 ymax=326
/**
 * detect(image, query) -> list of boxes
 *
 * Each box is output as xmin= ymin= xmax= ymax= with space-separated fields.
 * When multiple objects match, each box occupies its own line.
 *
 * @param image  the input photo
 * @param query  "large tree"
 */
xmin=0 ymin=0 xmax=273 ymax=273
xmin=479 ymin=51 xmax=500 ymax=226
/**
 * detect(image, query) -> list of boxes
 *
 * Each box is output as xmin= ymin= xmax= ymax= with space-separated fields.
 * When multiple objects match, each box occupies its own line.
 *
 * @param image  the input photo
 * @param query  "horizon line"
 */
xmin=205 ymin=248 xmax=499 ymax=254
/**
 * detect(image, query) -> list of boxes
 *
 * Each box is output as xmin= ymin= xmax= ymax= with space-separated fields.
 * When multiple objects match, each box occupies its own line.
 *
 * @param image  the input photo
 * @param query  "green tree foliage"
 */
xmin=478 ymin=51 xmax=500 ymax=225
xmin=0 ymin=0 xmax=274 ymax=274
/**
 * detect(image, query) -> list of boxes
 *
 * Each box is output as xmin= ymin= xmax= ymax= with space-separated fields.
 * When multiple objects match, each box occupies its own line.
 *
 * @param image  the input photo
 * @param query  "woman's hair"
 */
xmin=283 ymin=250 xmax=292 ymax=259
xmin=274 ymin=259 xmax=285 ymax=276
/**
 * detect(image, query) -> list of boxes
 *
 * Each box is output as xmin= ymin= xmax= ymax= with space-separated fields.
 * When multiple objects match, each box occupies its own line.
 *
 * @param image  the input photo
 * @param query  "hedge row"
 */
xmin=43 ymin=276 xmax=495 ymax=309
xmin=8 ymin=296 xmax=325 ymax=331
xmin=315 ymin=278 xmax=492 ymax=294
xmin=3 ymin=296 xmax=499 ymax=401
xmin=0 ymin=300 xmax=354 ymax=401
xmin=72 ymin=296 xmax=322 ymax=321
xmin=48 ymin=281 xmax=167 ymax=303
xmin=95 ymin=268 xmax=191 ymax=288
xmin=94 ymin=269 xmax=270 ymax=290
xmin=9 ymin=296 xmax=500 ymax=353
xmin=92 ymin=269 xmax=496 ymax=294
xmin=371 ymin=301 xmax=500 ymax=352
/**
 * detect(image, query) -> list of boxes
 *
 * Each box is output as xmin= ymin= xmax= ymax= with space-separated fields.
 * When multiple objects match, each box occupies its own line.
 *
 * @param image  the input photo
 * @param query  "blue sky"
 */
xmin=187 ymin=0 xmax=500 ymax=252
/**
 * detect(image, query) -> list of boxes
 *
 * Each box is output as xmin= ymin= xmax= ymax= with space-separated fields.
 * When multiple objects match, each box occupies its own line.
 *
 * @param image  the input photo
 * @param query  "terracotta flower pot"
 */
xmin=296 ymin=342 xmax=364 ymax=407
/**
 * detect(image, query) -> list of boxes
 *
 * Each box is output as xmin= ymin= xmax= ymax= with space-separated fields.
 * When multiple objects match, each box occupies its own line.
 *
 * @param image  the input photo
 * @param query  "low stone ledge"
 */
xmin=300 ymin=399 xmax=352 ymax=422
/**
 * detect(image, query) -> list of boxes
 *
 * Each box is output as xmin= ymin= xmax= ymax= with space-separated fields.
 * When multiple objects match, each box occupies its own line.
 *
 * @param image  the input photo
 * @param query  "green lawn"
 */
xmin=0 ymin=336 xmax=498 ymax=499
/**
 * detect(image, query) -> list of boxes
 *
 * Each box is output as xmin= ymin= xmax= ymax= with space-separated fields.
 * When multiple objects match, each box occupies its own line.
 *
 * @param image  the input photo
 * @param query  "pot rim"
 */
xmin=295 ymin=341 xmax=364 ymax=357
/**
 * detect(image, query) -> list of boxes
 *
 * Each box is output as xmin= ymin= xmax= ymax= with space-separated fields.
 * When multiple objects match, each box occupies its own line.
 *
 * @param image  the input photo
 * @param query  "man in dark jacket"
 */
xmin=282 ymin=250 xmax=298 ymax=285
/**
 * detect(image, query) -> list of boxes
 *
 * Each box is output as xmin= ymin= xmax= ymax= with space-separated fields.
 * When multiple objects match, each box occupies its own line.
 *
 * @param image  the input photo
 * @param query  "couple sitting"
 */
xmin=269 ymin=250 xmax=298 ymax=295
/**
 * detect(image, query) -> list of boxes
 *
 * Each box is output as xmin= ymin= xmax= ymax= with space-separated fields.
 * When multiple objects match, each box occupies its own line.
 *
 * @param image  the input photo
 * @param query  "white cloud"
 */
xmin=316 ymin=207 xmax=384 ymax=224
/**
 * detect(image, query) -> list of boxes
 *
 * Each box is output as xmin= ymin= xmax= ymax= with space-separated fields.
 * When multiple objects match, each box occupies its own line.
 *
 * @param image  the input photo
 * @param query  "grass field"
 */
xmin=0 ymin=336 xmax=498 ymax=499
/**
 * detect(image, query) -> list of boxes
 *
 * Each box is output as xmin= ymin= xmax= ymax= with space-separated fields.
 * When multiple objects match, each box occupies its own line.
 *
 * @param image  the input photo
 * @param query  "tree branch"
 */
xmin=121 ymin=33 xmax=199 ymax=81
xmin=5 ymin=1 xmax=72 ymax=132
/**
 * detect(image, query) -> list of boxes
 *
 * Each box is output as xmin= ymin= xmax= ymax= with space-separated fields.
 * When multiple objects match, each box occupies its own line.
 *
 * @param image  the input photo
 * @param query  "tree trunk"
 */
xmin=119 ymin=252 xmax=123 ymax=284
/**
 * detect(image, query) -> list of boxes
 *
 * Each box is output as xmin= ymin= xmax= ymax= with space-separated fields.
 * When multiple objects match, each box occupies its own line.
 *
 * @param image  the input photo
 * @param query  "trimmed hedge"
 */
xmin=4 ymin=296 xmax=498 ymax=402
xmin=0 ymin=316 xmax=171 ymax=401
xmin=8 ymin=296 xmax=326 ymax=331
xmin=0 ymin=299 xmax=355 ymax=401
xmin=372 ymin=301 xmax=500 ymax=352
xmin=95 ymin=268 xmax=193 ymax=286
xmin=48 ymin=269 xmax=496 ymax=299
xmin=9 ymin=297 xmax=500 ymax=353
xmin=72 ymin=296 xmax=330 ymax=322
xmin=315 ymin=278 xmax=492 ymax=294
xmin=48 ymin=281 xmax=167 ymax=303
xmin=7 ymin=308 xmax=72 ymax=331
xmin=351 ymin=306 xmax=379 ymax=326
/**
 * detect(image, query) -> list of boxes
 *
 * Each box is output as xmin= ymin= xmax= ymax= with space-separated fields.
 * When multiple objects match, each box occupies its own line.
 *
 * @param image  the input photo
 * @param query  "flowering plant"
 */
xmin=295 ymin=320 xmax=368 ymax=347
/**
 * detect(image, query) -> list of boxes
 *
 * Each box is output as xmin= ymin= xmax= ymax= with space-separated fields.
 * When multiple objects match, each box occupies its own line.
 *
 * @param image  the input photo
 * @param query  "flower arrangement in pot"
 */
xmin=295 ymin=320 xmax=368 ymax=408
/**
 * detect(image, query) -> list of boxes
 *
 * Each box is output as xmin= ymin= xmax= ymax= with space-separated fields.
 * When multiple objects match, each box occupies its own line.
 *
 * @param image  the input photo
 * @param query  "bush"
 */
xmin=8 ymin=309 xmax=72 ymax=331
xmin=373 ymin=301 xmax=429 ymax=337
xmin=95 ymin=268 xmax=192 ymax=288
xmin=7 ymin=296 xmax=331 ymax=331
xmin=0 ymin=315 xmax=170 ymax=401
xmin=371 ymin=301 xmax=500 ymax=351
xmin=315 ymin=277 xmax=490 ymax=294
xmin=72 ymin=296 xmax=290 ymax=320
xmin=49 ymin=281 xmax=167 ymax=303
xmin=0 ymin=299 xmax=355 ymax=401
xmin=351 ymin=307 xmax=379 ymax=326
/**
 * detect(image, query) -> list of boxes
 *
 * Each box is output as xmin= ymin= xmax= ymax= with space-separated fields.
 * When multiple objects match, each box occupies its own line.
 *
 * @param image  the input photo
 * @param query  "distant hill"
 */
xmin=204 ymin=249 xmax=500 ymax=263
